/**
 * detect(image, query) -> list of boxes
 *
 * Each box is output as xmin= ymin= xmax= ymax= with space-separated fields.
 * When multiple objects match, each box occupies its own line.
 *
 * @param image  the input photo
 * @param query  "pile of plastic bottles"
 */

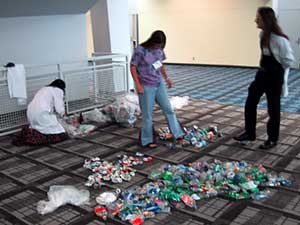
xmin=84 ymin=153 xmax=153 ymax=187
xmin=94 ymin=182 xmax=170 ymax=225
xmin=151 ymin=159 xmax=291 ymax=201
xmin=158 ymin=125 xmax=223 ymax=150
xmin=93 ymin=159 xmax=291 ymax=225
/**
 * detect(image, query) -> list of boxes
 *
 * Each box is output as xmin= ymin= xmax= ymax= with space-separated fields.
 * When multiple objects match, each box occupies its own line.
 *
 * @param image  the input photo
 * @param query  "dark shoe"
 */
xmin=259 ymin=140 xmax=277 ymax=150
xmin=234 ymin=132 xmax=255 ymax=142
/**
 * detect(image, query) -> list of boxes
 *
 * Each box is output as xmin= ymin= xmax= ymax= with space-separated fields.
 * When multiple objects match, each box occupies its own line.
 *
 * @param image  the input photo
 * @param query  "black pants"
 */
xmin=245 ymin=69 xmax=283 ymax=142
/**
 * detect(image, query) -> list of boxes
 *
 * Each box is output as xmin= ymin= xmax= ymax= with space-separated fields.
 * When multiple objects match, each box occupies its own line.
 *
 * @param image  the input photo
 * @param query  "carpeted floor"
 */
xmin=1 ymin=99 xmax=300 ymax=225
xmin=0 ymin=65 xmax=300 ymax=225
xmin=167 ymin=65 xmax=300 ymax=113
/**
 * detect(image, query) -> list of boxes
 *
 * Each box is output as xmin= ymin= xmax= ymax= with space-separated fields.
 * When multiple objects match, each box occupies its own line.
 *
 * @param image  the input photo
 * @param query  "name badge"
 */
xmin=152 ymin=60 xmax=162 ymax=70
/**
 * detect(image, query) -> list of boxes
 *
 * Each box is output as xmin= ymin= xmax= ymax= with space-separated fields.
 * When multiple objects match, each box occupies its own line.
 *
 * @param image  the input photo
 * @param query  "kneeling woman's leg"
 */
xmin=155 ymin=82 xmax=185 ymax=139
xmin=13 ymin=126 xmax=68 ymax=146
xmin=45 ymin=132 xmax=69 ymax=145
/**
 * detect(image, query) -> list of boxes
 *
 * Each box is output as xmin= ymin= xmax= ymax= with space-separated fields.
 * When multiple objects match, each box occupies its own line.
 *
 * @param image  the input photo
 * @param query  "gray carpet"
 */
xmin=1 ymin=99 xmax=300 ymax=225
xmin=167 ymin=65 xmax=300 ymax=113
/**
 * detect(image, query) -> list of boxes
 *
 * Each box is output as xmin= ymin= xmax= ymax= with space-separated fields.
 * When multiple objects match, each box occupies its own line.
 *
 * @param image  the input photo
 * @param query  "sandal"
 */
xmin=165 ymin=133 xmax=173 ymax=140
xmin=143 ymin=143 xmax=158 ymax=148
xmin=176 ymin=137 xmax=185 ymax=145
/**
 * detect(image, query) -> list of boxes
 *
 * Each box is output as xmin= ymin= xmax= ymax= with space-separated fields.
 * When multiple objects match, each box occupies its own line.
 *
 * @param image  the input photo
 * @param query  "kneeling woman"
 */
xmin=14 ymin=79 xmax=68 ymax=145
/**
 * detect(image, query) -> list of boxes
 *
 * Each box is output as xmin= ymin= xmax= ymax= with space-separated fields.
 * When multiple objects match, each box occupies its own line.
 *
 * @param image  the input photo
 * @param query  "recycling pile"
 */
xmin=95 ymin=182 xmax=170 ymax=225
xmin=158 ymin=125 xmax=222 ymax=150
xmin=150 ymin=160 xmax=291 ymax=201
xmin=93 ymin=159 xmax=291 ymax=225
xmin=84 ymin=153 xmax=153 ymax=188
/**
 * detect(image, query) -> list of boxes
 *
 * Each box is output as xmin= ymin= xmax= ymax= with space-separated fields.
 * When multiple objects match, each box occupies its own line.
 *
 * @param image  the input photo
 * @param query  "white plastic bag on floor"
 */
xmin=37 ymin=185 xmax=90 ymax=215
xmin=104 ymin=93 xmax=141 ymax=127
xmin=170 ymin=96 xmax=189 ymax=109
xmin=84 ymin=108 xmax=111 ymax=123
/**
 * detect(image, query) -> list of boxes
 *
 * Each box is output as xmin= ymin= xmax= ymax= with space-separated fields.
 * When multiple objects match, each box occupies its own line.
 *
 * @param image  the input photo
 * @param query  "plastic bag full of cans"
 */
xmin=158 ymin=125 xmax=222 ymax=150
xmin=103 ymin=93 xmax=141 ymax=128
xmin=83 ymin=153 xmax=153 ymax=188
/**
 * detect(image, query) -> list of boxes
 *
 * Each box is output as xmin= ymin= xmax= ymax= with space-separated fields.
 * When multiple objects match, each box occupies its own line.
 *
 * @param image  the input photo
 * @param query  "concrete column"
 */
xmin=91 ymin=0 xmax=134 ymax=89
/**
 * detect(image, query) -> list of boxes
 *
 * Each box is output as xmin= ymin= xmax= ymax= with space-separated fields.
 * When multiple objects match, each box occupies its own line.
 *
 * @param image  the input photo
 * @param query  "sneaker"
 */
xmin=259 ymin=140 xmax=277 ymax=150
xmin=233 ymin=132 xmax=255 ymax=142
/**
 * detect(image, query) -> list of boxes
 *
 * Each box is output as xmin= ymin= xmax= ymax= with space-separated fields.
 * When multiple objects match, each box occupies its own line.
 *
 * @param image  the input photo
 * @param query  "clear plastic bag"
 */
xmin=37 ymin=185 xmax=90 ymax=215
xmin=84 ymin=108 xmax=111 ymax=123
xmin=104 ymin=93 xmax=141 ymax=127
xmin=58 ymin=118 xmax=82 ymax=137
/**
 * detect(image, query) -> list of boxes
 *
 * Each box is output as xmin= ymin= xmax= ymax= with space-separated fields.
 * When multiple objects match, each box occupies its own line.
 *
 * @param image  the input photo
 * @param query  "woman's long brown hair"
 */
xmin=258 ymin=7 xmax=289 ymax=48
xmin=141 ymin=30 xmax=166 ymax=49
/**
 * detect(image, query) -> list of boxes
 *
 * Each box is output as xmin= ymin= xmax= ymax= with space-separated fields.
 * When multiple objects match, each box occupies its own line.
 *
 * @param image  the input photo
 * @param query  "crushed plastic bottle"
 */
xmin=180 ymin=194 xmax=197 ymax=208
xmin=95 ymin=206 xmax=108 ymax=221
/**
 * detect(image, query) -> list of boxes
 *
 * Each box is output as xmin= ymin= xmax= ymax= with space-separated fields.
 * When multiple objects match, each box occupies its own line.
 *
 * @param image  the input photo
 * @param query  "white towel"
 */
xmin=282 ymin=68 xmax=290 ymax=97
xmin=7 ymin=64 xmax=27 ymax=105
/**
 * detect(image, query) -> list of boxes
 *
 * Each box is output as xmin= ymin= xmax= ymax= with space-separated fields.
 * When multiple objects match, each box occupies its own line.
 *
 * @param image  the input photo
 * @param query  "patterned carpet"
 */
xmin=1 ymin=65 xmax=300 ymax=225
xmin=167 ymin=65 xmax=300 ymax=113
xmin=1 ymin=99 xmax=300 ymax=225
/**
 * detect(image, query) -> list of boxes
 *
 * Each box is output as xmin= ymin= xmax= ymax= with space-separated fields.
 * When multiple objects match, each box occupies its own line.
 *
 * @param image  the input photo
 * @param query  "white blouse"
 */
xmin=260 ymin=32 xmax=295 ymax=97
xmin=27 ymin=86 xmax=65 ymax=134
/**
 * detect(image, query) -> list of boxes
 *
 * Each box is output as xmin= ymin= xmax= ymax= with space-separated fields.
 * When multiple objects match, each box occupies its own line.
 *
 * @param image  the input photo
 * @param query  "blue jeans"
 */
xmin=138 ymin=81 xmax=184 ymax=146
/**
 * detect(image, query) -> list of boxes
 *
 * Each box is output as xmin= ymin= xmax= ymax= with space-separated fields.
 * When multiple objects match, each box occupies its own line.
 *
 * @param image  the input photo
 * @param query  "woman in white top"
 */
xmin=234 ymin=7 xmax=294 ymax=149
xmin=14 ymin=79 xmax=68 ymax=146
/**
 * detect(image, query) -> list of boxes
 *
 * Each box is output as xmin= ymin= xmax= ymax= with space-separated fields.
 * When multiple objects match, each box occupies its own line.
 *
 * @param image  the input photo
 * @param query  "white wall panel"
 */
xmin=0 ymin=15 xmax=88 ymax=65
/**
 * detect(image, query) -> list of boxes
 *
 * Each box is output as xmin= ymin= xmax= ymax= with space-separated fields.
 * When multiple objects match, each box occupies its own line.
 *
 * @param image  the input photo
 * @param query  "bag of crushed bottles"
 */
xmin=58 ymin=118 xmax=82 ymax=138
xmin=37 ymin=185 xmax=90 ymax=215
xmin=104 ymin=93 xmax=140 ymax=127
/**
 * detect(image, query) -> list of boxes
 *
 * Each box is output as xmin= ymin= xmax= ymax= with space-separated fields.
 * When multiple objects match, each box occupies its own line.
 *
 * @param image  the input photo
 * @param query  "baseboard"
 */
xmin=165 ymin=62 xmax=258 ymax=69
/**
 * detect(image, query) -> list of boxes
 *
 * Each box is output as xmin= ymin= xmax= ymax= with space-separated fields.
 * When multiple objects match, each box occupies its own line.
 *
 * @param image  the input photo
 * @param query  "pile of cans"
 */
xmin=158 ymin=125 xmax=222 ymax=150
xmin=84 ymin=153 xmax=153 ymax=187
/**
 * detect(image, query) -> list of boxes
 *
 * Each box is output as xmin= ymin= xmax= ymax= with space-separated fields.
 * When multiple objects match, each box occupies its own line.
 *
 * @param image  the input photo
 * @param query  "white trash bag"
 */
xmin=104 ymin=93 xmax=141 ymax=127
xmin=37 ymin=185 xmax=90 ymax=215
xmin=169 ymin=96 xmax=190 ymax=110
xmin=84 ymin=108 xmax=111 ymax=123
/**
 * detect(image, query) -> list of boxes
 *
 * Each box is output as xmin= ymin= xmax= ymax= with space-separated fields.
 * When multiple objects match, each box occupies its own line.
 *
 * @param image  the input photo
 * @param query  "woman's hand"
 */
xmin=166 ymin=77 xmax=173 ymax=88
xmin=136 ymin=83 xmax=144 ymax=94
xmin=130 ymin=64 xmax=144 ymax=94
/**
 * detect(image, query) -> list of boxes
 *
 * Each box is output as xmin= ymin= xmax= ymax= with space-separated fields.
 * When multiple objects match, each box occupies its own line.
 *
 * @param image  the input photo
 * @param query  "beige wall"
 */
xmin=138 ymin=0 xmax=273 ymax=67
